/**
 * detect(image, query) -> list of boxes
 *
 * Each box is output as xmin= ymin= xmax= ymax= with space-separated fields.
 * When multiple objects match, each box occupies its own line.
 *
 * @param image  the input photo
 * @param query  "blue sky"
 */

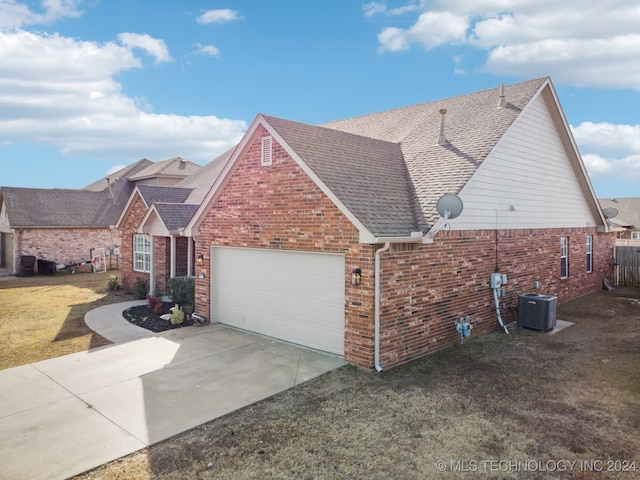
xmin=1 ymin=0 xmax=639 ymax=199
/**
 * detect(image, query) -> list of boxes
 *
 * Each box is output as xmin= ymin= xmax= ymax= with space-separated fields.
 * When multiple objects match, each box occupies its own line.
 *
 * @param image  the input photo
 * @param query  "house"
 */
xmin=122 ymin=77 xmax=615 ymax=371
xmin=115 ymin=151 xmax=233 ymax=294
xmin=0 ymin=157 xmax=201 ymax=274
xmin=599 ymin=198 xmax=640 ymax=240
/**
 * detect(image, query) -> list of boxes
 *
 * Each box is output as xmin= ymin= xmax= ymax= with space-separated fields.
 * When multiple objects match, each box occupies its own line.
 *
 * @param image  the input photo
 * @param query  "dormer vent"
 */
xmin=437 ymin=108 xmax=447 ymax=145
xmin=498 ymin=82 xmax=507 ymax=108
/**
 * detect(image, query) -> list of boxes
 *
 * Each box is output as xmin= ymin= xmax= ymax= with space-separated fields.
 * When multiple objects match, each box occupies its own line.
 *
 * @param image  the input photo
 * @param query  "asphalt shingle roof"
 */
xmin=263 ymin=115 xmax=418 ymax=236
xmin=153 ymin=203 xmax=200 ymax=232
xmin=319 ymin=77 xmax=548 ymax=230
xmin=129 ymin=157 xmax=201 ymax=181
xmin=137 ymin=185 xmax=193 ymax=207
xmin=599 ymin=197 xmax=640 ymax=229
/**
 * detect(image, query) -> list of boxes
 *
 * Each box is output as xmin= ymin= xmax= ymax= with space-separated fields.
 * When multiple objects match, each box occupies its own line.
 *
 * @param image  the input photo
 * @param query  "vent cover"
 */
xmin=261 ymin=136 xmax=272 ymax=166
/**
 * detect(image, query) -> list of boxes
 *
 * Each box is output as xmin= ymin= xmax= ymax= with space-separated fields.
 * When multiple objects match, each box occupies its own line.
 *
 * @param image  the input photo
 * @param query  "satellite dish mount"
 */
xmin=425 ymin=194 xmax=464 ymax=241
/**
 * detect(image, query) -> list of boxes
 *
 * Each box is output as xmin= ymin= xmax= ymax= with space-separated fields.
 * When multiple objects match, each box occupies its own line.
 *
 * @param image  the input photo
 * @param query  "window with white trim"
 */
xmin=586 ymin=235 xmax=593 ymax=273
xmin=632 ymin=231 xmax=640 ymax=240
xmin=134 ymin=234 xmax=151 ymax=272
xmin=261 ymin=136 xmax=272 ymax=166
xmin=560 ymin=236 xmax=568 ymax=278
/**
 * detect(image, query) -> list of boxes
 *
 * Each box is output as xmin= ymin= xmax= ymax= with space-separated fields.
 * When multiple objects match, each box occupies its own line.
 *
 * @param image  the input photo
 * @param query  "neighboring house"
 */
xmin=120 ymin=77 xmax=614 ymax=371
xmin=0 ymin=157 xmax=200 ymax=274
xmin=599 ymin=197 xmax=640 ymax=241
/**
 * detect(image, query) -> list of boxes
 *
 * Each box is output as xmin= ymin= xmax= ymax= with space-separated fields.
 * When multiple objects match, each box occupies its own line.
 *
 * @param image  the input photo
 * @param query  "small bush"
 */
xmin=133 ymin=277 xmax=148 ymax=300
xmin=168 ymin=277 xmax=195 ymax=308
xmin=147 ymin=295 xmax=164 ymax=315
xmin=107 ymin=275 xmax=120 ymax=291
xmin=170 ymin=304 xmax=184 ymax=326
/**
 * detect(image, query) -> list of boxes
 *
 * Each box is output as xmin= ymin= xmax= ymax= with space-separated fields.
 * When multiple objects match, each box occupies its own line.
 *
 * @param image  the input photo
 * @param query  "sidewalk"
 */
xmin=0 ymin=301 xmax=345 ymax=480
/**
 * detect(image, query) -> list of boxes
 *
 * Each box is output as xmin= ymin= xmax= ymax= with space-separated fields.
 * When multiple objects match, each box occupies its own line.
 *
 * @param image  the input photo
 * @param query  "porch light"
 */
xmin=197 ymin=254 xmax=204 ymax=265
xmin=351 ymin=268 xmax=362 ymax=286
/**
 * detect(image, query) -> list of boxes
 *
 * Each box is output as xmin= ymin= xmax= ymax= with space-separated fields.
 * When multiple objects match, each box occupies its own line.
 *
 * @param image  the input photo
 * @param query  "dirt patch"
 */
xmin=122 ymin=303 xmax=194 ymax=332
xmin=74 ymin=288 xmax=640 ymax=479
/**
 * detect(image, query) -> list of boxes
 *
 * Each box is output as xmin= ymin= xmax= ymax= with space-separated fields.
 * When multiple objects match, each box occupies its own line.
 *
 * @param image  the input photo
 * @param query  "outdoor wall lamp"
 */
xmin=197 ymin=254 xmax=204 ymax=265
xmin=351 ymin=268 xmax=362 ymax=286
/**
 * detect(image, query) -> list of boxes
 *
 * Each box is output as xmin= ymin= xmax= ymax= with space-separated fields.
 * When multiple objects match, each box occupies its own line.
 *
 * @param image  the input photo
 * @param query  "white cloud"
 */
xmin=378 ymin=11 xmax=468 ymax=51
xmin=196 ymin=9 xmax=242 ymax=25
xmin=0 ymin=28 xmax=246 ymax=162
xmin=117 ymin=33 xmax=171 ymax=64
xmin=573 ymin=122 xmax=640 ymax=180
xmin=107 ymin=163 xmax=126 ymax=175
xmin=195 ymin=43 xmax=221 ymax=57
xmin=369 ymin=1 xmax=640 ymax=90
xmin=0 ymin=0 xmax=82 ymax=29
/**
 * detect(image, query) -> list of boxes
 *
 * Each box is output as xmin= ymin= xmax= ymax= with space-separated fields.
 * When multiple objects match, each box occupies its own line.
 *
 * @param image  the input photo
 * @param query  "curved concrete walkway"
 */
xmin=0 ymin=301 xmax=345 ymax=480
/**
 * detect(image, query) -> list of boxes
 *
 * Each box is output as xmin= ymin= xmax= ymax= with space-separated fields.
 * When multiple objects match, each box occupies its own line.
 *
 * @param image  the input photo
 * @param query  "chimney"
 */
xmin=498 ymin=82 xmax=507 ymax=108
xmin=437 ymin=108 xmax=447 ymax=145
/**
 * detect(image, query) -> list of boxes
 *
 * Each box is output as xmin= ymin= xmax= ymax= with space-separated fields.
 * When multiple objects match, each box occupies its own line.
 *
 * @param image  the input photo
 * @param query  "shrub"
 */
xmin=107 ymin=275 xmax=120 ymax=291
xmin=170 ymin=304 xmax=184 ymax=326
xmin=147 ymin=295 xmax=164 ymax=315
xmin=133 ymin=277 xmax=148 ymax=300
xmin=168 ymin=277 xmax=195 ymax=308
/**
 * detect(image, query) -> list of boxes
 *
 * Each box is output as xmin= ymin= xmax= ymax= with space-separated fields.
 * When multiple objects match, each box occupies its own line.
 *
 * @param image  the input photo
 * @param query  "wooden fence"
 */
xmin=615 ymin=246 xmax=640 ymax=287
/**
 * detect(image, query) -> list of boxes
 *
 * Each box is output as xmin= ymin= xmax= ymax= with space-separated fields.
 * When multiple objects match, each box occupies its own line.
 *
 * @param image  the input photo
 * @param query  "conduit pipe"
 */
xmin=374 ymin=242 xmax=391 ymax=372
xmin=493 ymin=287 xmax=509 ymax=334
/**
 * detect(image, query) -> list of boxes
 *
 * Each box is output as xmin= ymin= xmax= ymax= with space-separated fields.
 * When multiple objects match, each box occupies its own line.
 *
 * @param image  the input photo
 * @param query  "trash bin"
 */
xmin=37 ymin=259 xmax=57 ymax=276
xmin=518 ymin=293 xmax=557 ymax=331
xmin=19 ymin=255 xmax=36 ymax=277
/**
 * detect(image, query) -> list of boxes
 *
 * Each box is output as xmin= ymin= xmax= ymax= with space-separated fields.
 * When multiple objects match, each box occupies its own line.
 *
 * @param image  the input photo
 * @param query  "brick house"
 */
xmin=0 ymin=157 xmax=200 ymax=274
xmin=174 ymin=77 xmax=614 ymax=371
xmin=599 ymin=197 xmax=640 ymax=241
xmin=115 ymin=151 xmax=232 ymax=293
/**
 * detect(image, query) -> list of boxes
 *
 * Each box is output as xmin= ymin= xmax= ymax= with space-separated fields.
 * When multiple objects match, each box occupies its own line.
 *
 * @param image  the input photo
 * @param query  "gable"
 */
xmin=456 ymin=90 xmax=599 ymax=230
xmin=197 ymin=126 xmax=361 ymax=246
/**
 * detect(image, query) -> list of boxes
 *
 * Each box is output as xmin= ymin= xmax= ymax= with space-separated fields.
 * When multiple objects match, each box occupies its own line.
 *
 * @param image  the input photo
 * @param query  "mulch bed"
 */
xmin=122 ymin=302 xmax=194 ymax=332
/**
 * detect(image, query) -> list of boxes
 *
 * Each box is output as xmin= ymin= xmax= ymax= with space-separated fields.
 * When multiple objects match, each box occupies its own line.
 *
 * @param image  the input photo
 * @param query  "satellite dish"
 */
xmin=436 ymin=194 xmax=464 ymax=220
xmin=602 ymin=207 xmax=619 ymax=219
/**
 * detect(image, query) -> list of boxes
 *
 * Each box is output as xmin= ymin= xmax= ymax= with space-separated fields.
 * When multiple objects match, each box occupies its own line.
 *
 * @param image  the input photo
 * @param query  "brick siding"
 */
xmin=120 ymin=194 xmax=150 ymax=292
xmin=14 ymin=227 xmax=120 ymax=273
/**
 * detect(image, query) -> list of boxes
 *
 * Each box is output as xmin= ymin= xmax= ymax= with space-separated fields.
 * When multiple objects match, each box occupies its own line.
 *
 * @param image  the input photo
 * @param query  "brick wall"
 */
xmin=378 ymin=228 xmax=615 ymax=369
xmin=120 ymin=195 xmax=150 ymax=291
xmin=15 ymin=227 xmax=120 ymax=273
xmin=194 ymin=127 xmax=375 ymax=367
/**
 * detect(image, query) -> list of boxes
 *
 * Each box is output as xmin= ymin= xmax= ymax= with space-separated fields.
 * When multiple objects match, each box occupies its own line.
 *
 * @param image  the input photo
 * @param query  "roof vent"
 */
xmin=498 ymin=82 xmax=507 ymax=108
xmin=437 ymin=108 xmax=447 ymax=145
xmin=106 ymin=177 xmax=114 ymax=198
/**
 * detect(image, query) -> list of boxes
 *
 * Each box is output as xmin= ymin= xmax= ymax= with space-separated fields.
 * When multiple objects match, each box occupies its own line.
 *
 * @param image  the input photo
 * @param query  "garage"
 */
xmin=210 ymin=247 xmax=345 ymax=355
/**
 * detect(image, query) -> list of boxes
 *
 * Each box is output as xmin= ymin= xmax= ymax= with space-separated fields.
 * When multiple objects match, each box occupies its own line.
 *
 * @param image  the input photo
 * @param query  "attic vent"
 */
xmin=498 ymin=82 xmax=507 ymax=108
xmin=261 ymin=136 xmax=273 ymax=166
xmin=436 ymin=108 xmax=447 ymax=145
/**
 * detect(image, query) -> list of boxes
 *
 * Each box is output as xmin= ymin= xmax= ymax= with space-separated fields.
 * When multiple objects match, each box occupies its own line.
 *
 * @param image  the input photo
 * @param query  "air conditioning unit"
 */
xmin=518 ymin=293 xmax=557 ymax=331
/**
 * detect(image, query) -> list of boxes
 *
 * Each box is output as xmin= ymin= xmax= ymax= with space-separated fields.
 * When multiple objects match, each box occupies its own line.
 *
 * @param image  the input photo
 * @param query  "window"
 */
xmin=261 ymin=136 xmax=272 ymax=166
xmin=586 ymin=235 xmax=593 ymax=273
xmin=134 ymin=234 xmax=151 ymax=272
xmin=632 ymin=231 xmax=640 ymax=240
xmin=560 ymin=237 xmax=568 ymax=278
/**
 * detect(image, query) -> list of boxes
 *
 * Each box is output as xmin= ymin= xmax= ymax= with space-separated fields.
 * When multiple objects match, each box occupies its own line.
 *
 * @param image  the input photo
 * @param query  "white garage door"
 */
xmin=211 ymin=247 xmax=345 ymax=355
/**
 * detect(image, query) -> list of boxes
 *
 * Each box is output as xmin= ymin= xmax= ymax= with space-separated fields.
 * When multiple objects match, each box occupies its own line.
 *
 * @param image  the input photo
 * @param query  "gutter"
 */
xmin=372 ymin=232 xmax=423 ymax=372
xmin=374 ymin=242 xmax=390 ymax=372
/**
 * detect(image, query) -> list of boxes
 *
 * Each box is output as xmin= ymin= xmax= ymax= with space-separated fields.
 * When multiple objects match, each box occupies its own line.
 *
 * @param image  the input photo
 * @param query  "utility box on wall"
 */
xmin=518 ymin=293 xmax=557 ymax=331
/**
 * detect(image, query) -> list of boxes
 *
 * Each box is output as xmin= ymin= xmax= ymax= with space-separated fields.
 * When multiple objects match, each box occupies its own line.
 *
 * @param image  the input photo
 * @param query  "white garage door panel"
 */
xmin=212 ymin=247 xmax=345 ymax=355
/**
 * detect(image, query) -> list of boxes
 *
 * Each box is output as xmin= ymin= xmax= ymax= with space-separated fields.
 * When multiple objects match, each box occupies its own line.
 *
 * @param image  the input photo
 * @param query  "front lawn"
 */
xmin=0 ymin=270 xmax=133 ymax=370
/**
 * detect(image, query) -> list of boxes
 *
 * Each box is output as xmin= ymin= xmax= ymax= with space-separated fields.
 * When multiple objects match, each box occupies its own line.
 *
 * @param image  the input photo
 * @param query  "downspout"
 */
xmin=374 ymin=242 xmax=390 ymax=372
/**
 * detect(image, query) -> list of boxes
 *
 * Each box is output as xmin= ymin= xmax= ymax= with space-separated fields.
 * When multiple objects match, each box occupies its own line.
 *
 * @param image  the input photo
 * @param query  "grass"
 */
xmin=2 ymin=275 xmax=637 ymax=479
xmin=72 ymin=287 xmax=640 ymax=480
xmin=0 ymin=270 xmax=133 ymax=370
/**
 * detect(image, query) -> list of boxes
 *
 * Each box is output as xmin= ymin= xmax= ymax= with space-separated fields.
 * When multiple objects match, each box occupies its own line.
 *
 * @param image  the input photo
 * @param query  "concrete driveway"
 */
xmin=0 ymin=302 xmax=345 ymax=480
